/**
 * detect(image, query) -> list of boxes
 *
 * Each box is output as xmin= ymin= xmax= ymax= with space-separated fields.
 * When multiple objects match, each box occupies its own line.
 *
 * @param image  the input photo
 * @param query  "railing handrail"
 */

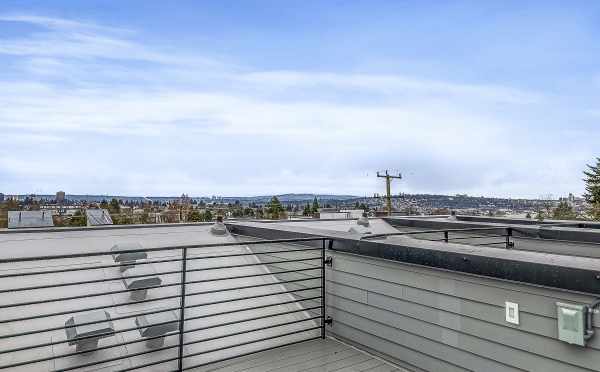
xmin=360 ymin=226 xmax=509 ymax=240
xmin=0 ymin=236 xmax=327 ymax=263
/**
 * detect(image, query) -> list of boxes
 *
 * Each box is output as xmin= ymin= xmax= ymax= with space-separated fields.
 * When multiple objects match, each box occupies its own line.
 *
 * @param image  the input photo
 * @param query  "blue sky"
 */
xmin=1 ymin=1 xmax=599 ymax=198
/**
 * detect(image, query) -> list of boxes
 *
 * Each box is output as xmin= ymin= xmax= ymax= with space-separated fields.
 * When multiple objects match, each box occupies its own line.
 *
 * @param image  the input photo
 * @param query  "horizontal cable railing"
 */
xmin=362 ymin=226 xmax=515 ymax=248
xmin=0 ymin=236 xmax=330 ymax=371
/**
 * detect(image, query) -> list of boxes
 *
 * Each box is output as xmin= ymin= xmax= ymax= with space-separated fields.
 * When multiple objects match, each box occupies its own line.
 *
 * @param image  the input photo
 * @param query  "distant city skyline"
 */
xmin=0 ymin=191 xmax=576 ymax=202
xmin=1 ymin=2 xmax=599 ymax=198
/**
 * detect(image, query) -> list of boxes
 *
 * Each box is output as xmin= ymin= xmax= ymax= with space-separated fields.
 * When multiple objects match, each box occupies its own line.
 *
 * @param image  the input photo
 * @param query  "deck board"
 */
xmin=194 ymin=338 xmax=405 ymax=372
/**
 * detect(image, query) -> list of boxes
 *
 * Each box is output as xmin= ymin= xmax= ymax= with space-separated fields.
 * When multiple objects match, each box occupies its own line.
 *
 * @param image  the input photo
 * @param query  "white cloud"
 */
xmin=0 ymin=14 xmax=595 ymax=197
xmin=239 ymin=71 xmax=544 ymax=105
xmin=0 ymin=14 xmax=131 ymax=33
xmin=0 ymin=14 xmax=221 ymax=68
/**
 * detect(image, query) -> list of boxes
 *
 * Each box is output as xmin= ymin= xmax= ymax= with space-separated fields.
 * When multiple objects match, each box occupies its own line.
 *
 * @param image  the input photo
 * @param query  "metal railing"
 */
xmin=0 ymin=237 xmax=331 ymax=371
xmin=362 ymin=227 xmax=515 ymax=248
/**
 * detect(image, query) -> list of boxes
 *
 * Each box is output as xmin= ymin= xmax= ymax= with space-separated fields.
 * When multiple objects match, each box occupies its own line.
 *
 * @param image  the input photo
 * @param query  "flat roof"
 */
xmin=0 ymin=224 xmax=326 ymax=371
xmin=7 ymin=211 xmax=54 ymax=229
xmin=229 ymin=219 xmax=600 ymax=294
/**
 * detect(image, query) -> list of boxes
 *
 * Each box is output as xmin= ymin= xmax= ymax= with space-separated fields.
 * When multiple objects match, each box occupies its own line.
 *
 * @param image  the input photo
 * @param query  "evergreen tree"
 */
xmin=243 ymin=207 xmax=255 ymax=217
xmin=119 ymin=215 xmax=133 ymax=225
xmin=267 ymin=196 xmax=284 ymax=219
xmin=109 ymin=198 xmax=120 ymax=214
xmin=553 ymin=201 xmax=577 ymax=220
xmin=303 ymin=202 xmax=312 ymax=216
xmin=69 ymin=210 xmax=86 ymax=227
xmin=584 ymin=158 xmax=600 ymax=204
xmin=187 ymin=210 xmax=202 ymax=222
xmin=311 ymin=197 xmax=320 ymax=213
xmin=584 ymin=158 xmax=600 ymax=220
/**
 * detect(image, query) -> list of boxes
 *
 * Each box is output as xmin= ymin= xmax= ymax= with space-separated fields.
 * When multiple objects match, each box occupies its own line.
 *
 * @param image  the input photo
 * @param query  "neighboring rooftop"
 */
xmin=7 ymin=210 xmax=54 ymax=229
xmin=86 ymin=209 xmax=114 ymax=226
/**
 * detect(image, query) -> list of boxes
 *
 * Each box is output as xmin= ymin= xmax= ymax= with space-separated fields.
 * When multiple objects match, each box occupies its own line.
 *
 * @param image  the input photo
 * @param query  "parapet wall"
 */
xmin=230 ymin=220 xmax=600 ymax=372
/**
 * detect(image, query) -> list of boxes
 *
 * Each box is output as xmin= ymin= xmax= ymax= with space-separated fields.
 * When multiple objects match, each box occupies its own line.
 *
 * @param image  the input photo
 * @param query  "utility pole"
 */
xmin=377 ymin=170 xmax=402 ymax=216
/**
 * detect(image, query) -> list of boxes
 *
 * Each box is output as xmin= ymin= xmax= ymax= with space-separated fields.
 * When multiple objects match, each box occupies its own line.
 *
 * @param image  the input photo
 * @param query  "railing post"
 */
xmin=506 ymin=227 xmax=513 ymax=249
xmin=321 ymin=238 xmax=326 ymax=339
xmin=444 ymin=231 xmax=449 ymax=243
xmin=178 ymin=247 xmax=188 ymax=371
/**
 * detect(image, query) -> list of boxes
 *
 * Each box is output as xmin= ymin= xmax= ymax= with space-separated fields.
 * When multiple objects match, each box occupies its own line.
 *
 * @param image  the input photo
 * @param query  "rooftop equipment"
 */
xmin=111 ymin=242 xmax=147 ymax=272
xmin=122 ymin=265 xmax=161 ymax=301
xmin=210 ymin=216 xmax=228 ymax=235
xmin=557 ymin=299 xmax=600 ymax=346
xmin=349 ymin=213 xmax=372 ymax=234
xmin=357 ymin=213 xmax=370 ymax=227
xmin=64 ymin=311 xmax=115 ymax=352
xmin=135 ymin=311 xmax=179 ymax=348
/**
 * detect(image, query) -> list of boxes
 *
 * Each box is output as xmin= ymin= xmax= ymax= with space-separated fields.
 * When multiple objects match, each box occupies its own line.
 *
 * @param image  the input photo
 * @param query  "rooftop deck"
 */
xmin=2 ymin=217 xmax=600 ymax=372
xmin=0 ymin=231 xmax=334 ymax=371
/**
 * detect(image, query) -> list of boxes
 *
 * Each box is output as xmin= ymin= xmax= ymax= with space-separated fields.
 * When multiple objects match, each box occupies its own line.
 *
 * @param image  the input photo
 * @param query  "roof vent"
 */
xmin=210 ymin=216 xmax=228 ymax=236
xmin=350 ymin=214 xmax=372 ymax=234
xmin=357 ymin=213 xmax=370 ymax=227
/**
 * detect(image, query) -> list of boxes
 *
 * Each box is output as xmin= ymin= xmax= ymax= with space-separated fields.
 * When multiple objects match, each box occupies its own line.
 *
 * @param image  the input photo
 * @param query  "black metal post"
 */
xmin=178 ymin=247 xmax=188 ymax=371
xmin=321 ymin=239 xmax=326 ymax=339
xmin=444 ymin=231 xmax=449 ymax=243
xmin=506 ymin=227 xmax=513 ymax=249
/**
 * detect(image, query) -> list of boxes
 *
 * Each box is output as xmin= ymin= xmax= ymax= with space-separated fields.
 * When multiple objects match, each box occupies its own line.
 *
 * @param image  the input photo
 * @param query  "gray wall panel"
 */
xmin=327 ymin=269 xmax=600 ymax=348
xmin=330 ymin=254 xmax=599 ymax=327
xmin=331 ymin=309 xmax=524 ymax=372
xmin=330 ymin=294 xmax=594 ymax=371
xmin=326 ymin=251 xmax=600 ymax=372
xmin=331 ymin=322 xmax=471 ymax=372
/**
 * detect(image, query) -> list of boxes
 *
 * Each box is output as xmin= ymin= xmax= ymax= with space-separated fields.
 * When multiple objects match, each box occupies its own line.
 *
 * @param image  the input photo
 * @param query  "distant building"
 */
xmin=56 ymin=191 xmax=66 ymax=203
xmin=86 ymin=209 xmax=113 ymax=226
xmin=0 ymin=193 xmax=4 ymax=202
xmin=340 ymin=209 xmax=365 ymax=219
xmin=8 ymin=211 xmax=55 ymax=229
xmin=318 ymin=208 xmax=350 ymax=220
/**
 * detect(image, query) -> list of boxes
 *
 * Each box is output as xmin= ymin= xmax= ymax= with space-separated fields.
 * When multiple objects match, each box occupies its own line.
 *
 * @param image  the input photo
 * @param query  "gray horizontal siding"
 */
xmin=331 ymin=322 xmax=467 ymax=372
xmin=329 ymin=253 xmax=600 ymax=330
xmin=326 ymin=252 xmax=600 ymax=372
xmin=331 ymin=308 xmax=524 ymax=372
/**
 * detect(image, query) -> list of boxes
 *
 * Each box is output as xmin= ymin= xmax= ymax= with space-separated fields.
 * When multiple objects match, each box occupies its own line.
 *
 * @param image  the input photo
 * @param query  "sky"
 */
xmin=1 ymin=1 xmax=599 ymax=198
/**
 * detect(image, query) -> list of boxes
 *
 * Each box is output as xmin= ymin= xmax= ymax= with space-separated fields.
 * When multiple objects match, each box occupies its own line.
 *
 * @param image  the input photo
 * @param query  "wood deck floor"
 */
xmin=193 ymin=337 xmax=405 ymax=372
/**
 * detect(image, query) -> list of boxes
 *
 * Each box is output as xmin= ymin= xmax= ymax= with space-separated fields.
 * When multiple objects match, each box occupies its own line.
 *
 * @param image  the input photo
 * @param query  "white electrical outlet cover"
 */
xmin=505 ymin=302 xmax=519 ymax=325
